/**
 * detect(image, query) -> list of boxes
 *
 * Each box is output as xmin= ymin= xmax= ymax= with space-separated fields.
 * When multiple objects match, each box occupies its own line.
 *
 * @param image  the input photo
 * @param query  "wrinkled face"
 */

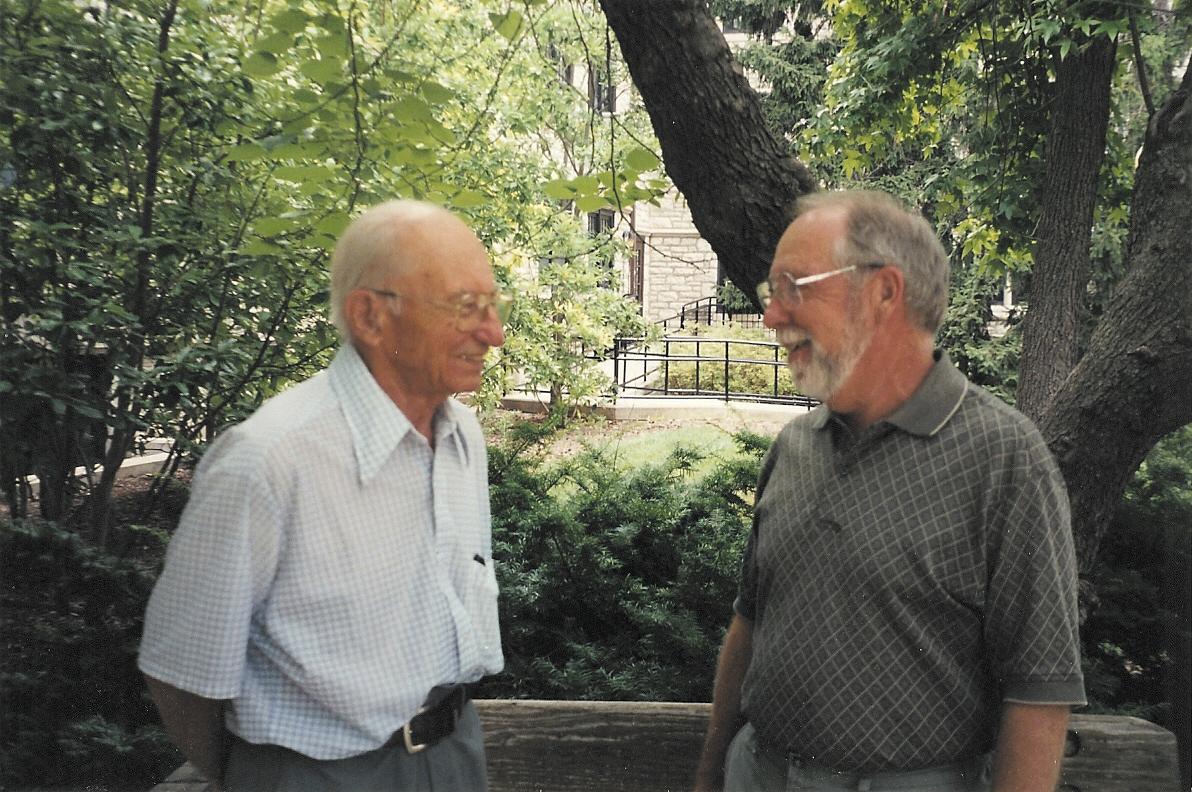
xmin=377 ymin=218 xmax=505 ymax=403
xmin=764 ymin=209 xmax=875 ymax=404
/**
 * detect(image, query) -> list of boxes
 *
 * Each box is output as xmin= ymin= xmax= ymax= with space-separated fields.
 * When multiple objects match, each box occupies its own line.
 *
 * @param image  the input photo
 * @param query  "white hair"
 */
xmin=328 ymin=199 xmax=451 ymax=338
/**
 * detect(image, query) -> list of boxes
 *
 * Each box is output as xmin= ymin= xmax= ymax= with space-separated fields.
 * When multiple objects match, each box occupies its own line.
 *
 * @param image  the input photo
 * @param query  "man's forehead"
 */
xmin=391 ymin=219 xmax=491 ymax=287
xmin=771 ymin=208 xmax=844 ymax=273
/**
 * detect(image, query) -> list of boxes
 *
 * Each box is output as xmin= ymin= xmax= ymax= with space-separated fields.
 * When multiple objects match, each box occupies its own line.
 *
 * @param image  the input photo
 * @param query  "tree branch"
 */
xmin=597 ymin=0 xmax=816 ymax=299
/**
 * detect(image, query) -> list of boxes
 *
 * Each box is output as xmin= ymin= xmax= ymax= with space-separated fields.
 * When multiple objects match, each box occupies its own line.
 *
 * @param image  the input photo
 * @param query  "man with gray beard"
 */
xmin=694 ymin=190 xmax=1085 ymax=792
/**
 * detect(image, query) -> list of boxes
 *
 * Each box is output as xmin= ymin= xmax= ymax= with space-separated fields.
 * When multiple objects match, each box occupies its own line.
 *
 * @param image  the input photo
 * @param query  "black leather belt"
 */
xmin=387 ymin=685 xmax=467 ymax=754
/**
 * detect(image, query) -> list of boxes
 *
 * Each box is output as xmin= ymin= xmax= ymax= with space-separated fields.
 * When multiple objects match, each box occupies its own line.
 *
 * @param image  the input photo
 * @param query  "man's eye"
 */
xmin=457 ymin=297 xmax=481 ymax=314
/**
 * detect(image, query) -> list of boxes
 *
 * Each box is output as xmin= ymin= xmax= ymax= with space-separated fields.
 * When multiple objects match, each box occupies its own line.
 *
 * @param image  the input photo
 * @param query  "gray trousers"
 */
xmin=724 ymin=722 xmax=992 ymax=792
xmin=223 ymin=702 xmax=488 ymax=792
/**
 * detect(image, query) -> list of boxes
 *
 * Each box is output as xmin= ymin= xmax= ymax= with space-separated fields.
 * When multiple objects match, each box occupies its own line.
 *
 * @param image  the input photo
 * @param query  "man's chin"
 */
xmin=787 ymin=365 xmax=831 ymax=403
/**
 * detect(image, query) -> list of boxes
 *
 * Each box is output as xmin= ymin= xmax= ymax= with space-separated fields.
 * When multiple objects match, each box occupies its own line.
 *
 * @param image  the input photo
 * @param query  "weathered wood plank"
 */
xmin=476 ymin=700 xmax=708 ymax=792
xmin=1059 ymin=714 xmax=1180 ymax=792
xmin=149 ymin=703 xmax=1180 ymax=792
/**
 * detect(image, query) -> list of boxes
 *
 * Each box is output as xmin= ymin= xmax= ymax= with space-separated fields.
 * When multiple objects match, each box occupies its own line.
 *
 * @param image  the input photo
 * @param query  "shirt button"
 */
xmin=817 ymin=517 xmax=841 ymax=532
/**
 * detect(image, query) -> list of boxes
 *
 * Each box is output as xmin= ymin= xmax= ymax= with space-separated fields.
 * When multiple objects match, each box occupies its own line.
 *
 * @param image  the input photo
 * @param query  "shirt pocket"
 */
xmin=464 ymin=557 xmax=502 ymax=661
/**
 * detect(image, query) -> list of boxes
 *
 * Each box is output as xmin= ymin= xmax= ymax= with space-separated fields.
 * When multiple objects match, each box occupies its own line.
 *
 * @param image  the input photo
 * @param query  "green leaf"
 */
xmin=574 ymin=195 xmax=610 ymax=213
xmin=243 ymin=239 xmax=284 ymax=255
xmin=270 ymin=8 xmax=309 ymax=34
xmin=244 ymin=51 xmax=280 ymax=78
xmin=489 ymin=10 xmax=525 ymax=41
xmin=420 ymin=81 xmax=454 ymax=105
xmin=624 ymin=147 xmax=661 ymax=172
xmin=449 ymin=189 xmax=487 ymax=208
xmin=543 ymin=179 xmax=576 ymax=200
xmin=315 ymin=212 xmax=350 ymax=236
xmin=273 ymin=165 xmax=335 ymax=182
xmin=300 ymin=57 xmax=343 ymax=84
xmin=392 ymin=95 xmax=433 ymax=123
xmin=571 ymin=175 xmax=601 ymax=196
xmin=291 ymin=88 xmax=321 ymax=106
xmin=253 ymin=216 xmax=297 ymax=235
xmin=224 ymin=143 xmax=266 ymax=162
xmin=256 ymin=30 xmax=293 ymax=54
xmin=316 ymin=32 xmax=349 ymax=58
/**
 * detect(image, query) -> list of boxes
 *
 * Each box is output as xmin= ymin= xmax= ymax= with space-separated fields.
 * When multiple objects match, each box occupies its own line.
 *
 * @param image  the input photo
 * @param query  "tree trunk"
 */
xmin=599 ymin=2 xmax=1192 ymax=571
xmin=597 ymin=0 xmax=816 ymax=294
xmin=1016 ymin=36 xmax=1117 ymax=422
xmin=1038 ymin=61 xmax=1192 ymax=572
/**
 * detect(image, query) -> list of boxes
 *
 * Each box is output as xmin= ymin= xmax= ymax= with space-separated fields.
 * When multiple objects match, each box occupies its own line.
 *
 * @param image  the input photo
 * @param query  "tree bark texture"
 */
xmin=1038 ymin=62 xmax=1192 ymax=572
xmin=600 ymin=4 xmax=1192 ymax=572
xmin=597 ymin=0 xmax=817 ymax=294
xmin=1015 ymin=36 xmax=1117 ymax=422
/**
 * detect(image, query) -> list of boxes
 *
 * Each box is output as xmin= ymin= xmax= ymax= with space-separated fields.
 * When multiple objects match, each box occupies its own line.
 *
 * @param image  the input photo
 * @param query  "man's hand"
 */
xmin=990 ymin=702 xmax=1070 ymax=792
xmin=144 ymin=675 xmax=230 ymax=790
xmin=693 ymin=615 xmax=753 ymax=792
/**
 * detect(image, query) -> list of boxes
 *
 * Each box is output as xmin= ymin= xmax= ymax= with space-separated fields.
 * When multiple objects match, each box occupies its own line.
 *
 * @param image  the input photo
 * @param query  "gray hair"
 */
xmin=796 ymin=190 xmax=950 ymax=332
xmin=329 ymin=199 xmax=448 ymax=338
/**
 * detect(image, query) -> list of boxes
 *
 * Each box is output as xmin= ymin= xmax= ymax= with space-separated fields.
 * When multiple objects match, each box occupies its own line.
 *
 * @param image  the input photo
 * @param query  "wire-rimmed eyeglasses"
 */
xmin=367 ymin=288 xmax=513 ymax=331
xmin=756 ymin=262 xmax=885 ymax=309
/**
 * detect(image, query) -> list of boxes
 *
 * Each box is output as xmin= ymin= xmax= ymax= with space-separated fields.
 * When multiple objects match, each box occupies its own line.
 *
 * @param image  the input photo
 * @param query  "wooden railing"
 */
xmin=151 ymin=701 xmax=1180 ymax=792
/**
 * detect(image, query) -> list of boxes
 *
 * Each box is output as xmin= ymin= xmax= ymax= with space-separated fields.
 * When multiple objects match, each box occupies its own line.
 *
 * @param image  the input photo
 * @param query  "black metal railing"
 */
xmin=656 ymin=297 xmax=764 ymax=332
xmin=608 ymin=334 xmax=815 ymax=406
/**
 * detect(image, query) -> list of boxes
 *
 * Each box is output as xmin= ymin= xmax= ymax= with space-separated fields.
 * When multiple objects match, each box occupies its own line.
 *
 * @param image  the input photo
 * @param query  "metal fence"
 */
xmin=605 ymin=334 xmax=816 ymax=407
xmin=655 ymin=296 xmax=765 ymax=332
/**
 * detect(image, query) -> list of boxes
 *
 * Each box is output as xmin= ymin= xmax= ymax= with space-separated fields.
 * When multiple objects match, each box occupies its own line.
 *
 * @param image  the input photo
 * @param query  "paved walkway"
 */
xmin=500 ymin=393 xmax=812 ymax=425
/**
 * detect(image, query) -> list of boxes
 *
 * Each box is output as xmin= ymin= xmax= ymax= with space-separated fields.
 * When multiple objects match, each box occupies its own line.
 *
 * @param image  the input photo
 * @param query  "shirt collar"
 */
xmin=812 ymin=349 xmax=968 ymax=438
xmin=885 ymin=349 xmax=969 ymax=437
xmin=329 ymin=345 xmax=472 ymax=483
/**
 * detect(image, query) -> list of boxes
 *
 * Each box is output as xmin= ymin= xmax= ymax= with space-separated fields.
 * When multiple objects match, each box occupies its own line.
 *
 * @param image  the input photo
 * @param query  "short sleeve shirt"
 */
xmin=736 ymin=351 xmax=1085 ymax=772
xmin=139 ymin=344 xmax=503 ymax=760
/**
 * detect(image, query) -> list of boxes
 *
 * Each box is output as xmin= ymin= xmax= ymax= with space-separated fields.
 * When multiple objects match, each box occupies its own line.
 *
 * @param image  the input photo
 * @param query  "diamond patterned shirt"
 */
xmin=736 ymin=351 xmax=1085 ymax=772
xmin=139 ymin=344 xmax=503 ymax=760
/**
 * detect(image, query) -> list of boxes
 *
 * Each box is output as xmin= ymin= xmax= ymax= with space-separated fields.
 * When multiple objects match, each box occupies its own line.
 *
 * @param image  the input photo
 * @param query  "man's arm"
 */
xmin=144 ymin=674 xmax=230 ymax=790
xmin=694 ymin=614 xmax=754 ymax=792
xmin=990 ymin=702 xmax=1070 ymax=792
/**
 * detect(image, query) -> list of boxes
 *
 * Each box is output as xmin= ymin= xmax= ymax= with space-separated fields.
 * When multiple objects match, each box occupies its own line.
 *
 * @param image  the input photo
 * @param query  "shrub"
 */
xmin=0 ymin=519 xmax=180 ymax=790
xmin=1080 ymin=426 xmax=1192 ymax=740
xmin=478 ymin=429 xmax=772 ymax=702
xmin=649 ymin=326 xmax=800 ymax=399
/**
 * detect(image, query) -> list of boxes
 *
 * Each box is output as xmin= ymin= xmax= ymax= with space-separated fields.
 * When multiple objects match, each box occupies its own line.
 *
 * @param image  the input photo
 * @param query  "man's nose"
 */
xmin=474 ymin=308 xmax=505 ymax=348
xmin=763 ymin=299 xmax=792 ymax=330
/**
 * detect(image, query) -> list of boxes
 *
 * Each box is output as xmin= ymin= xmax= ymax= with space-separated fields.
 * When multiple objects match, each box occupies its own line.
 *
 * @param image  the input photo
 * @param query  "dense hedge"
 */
xmin=0 ymin=519 xmax=181 ymax=790
xmin=476 ymin=428 xmax=771 ymax=701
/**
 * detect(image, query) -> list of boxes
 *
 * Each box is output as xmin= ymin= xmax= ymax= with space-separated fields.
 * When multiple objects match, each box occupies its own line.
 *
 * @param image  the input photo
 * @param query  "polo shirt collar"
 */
xmin=884 ymin=349 xmax=968 ymax=437
xmin=329 ymin=345 xmax=471 ymax=483
xmin=812 ymin=349 xmax=968 ymax=438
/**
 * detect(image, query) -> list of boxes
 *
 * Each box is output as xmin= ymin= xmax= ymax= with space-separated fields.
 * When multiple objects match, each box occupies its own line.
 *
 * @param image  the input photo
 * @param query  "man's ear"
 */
xmin=343 ymin=289 xmax=384 ymax=347
xmin=871 ymin=264 xmax=905 ymax=320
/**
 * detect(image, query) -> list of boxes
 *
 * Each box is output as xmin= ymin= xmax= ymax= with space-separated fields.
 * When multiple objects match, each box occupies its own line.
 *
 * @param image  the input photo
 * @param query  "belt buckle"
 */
xmin=402 ymin=703 xmax=432 ymax=754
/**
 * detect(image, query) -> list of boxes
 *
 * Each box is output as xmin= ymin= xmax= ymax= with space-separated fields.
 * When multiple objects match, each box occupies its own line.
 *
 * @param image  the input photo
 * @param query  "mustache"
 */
xmin=776 ymin=328 xmax=812 ymax=348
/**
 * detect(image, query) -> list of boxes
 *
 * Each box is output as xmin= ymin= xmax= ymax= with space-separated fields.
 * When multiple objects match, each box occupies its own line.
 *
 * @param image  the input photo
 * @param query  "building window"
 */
xmin=588 ymin=67 xmax=615 ymax=114
xmin=587 ymin=208 xmax=615 ymax=237
xmin=547 ymin=43 xmax=573 ymax=87
xmin=587 ymin=209 xmax=617 ymax=289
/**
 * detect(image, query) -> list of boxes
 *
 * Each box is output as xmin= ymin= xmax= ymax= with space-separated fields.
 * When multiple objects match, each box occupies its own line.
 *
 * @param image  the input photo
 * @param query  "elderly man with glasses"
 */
xmin=139 ymin=200 xmax=510 ymax=792
xmin=695 ymin=190 xmax=1085 ymax=792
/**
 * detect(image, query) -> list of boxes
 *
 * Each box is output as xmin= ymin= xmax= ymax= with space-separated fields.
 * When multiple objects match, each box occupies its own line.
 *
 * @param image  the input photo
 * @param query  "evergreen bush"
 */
xmin=477 ymin=429 xmax=772 ymax=702
xmin=0 ymin=518 xmax=180 ymax=789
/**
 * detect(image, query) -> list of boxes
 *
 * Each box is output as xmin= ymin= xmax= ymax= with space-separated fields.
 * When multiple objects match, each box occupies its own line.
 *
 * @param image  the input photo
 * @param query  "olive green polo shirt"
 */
xmin=736 ymin=351 xmax=1085 ymax=773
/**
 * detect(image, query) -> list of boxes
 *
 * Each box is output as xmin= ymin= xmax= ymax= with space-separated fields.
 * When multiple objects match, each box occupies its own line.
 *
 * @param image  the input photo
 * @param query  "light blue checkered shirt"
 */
xmin=139 ymin=344 xmax=503 ymax=760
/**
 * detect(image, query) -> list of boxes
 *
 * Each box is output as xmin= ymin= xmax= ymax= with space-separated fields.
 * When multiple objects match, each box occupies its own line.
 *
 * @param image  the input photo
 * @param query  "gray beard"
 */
xmin=783 ymin=317 xmax=871 ymax=402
